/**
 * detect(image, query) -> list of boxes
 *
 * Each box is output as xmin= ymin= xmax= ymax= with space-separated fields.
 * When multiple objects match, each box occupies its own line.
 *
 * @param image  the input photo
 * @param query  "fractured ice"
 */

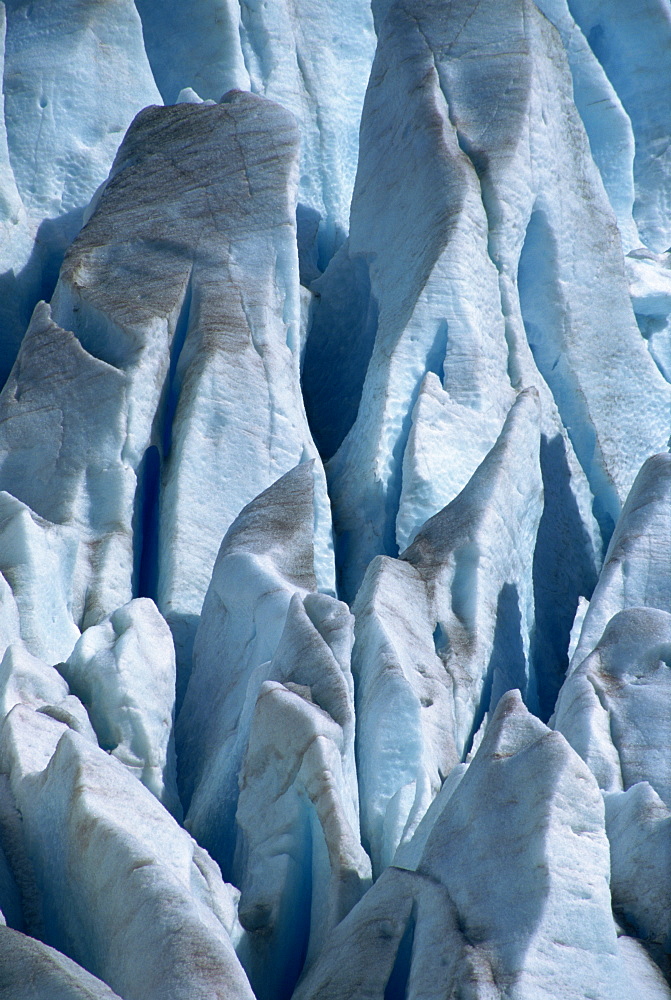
xmin=0 ymin=0 xmax=670 ymax=998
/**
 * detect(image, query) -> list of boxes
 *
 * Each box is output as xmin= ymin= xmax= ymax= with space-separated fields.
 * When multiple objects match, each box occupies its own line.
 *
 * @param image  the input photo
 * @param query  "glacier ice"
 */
xmin=352 ymin=388 xmax=544 ymax=872
xmin=0 ymin=0 xmax=669 ymax=997
xmin=0 ymin=0 xmax=160 ymax=384
xmin=59 ymin=598 xmax=180 ymax=815
xmin=0 ymin=706 xmax=254 ymax=1000
xmin=294 ymin=692 xmax=662 ymax=1000
xmin=0 ymin=926 xmax=124 ymax=999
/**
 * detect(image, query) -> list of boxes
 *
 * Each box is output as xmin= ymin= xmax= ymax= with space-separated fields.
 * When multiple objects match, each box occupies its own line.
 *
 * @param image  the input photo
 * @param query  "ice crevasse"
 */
xmin=0 ymin=0 xmax=670 ymax=998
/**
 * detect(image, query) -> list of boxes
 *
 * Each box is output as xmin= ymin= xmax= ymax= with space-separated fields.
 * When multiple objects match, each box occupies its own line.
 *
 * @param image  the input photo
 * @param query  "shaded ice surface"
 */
xmin=0 ymin=0 xmax=669 ymax=998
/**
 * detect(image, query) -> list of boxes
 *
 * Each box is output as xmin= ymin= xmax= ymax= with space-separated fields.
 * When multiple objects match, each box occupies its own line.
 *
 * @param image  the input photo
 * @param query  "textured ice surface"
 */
xmin=0 ymin=0 xmax=160 ymax=385
xmin=352 ymin=389 xmax=543 ymax=872
xmin=0 ymin=707 xmax=254 ymax=1000
xmin=0 ymin=0 xmax=669 ymax=995
xmin=60 ymin=598 xmax=180 ymax=814
xmin=294 ymin=692 xmax=646 ymax=1000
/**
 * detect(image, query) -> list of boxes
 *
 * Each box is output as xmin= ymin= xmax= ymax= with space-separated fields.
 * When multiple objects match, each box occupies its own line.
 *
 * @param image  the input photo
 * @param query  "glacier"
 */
xmin=0 ymin=0 xmax=669 ymax=998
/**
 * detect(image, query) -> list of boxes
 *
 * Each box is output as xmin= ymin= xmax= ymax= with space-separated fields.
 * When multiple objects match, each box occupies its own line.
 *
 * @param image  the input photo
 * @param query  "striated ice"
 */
xmin=571 ymin=453 xmax=671 ymax=667
xmin=294 ymin=692 xmax=639 ymax=1000
xmin=0 ymin=0 xmax=160 ymax=385
xmin=353 ymin=389 xmax=543 ymax=872
xmin=534 ymin=0 xmax=638 ymax=249
xmin=60 ymin=599 xmax=180 ymax=815
xmin=567 ymin=0 xmax=671 ymax=252
xmin=235 ymin=593 xmax=370 ymax=1000
xmin=0 ymin=708 xmax=254 ymax=1000
xmin=0 ymin=926 xmax=124 ymax=999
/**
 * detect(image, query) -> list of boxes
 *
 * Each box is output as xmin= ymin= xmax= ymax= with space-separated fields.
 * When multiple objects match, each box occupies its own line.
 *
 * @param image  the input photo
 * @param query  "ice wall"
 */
xmin=0 ymin=1 xmax=669 ymax=999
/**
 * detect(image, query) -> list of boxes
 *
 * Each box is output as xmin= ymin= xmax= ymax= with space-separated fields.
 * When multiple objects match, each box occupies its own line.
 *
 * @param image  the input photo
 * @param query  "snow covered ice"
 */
xmin=0 ymin=0 xmax=670 ymax=998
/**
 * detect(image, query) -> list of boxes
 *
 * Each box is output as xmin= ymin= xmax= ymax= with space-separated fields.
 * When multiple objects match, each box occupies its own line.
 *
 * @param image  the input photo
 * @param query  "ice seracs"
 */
xmin=352 ymin=388 xmax=543 ymax=872
xmin=178 ymin=463 xmax=324 ymax=870
xmin=60 ymin=598 xmax=180 ymax=815
xmin=0 ymin=706 xmax=255 ymax=1000
xmin=294 ymin=692 xmax=659 ymax=1000
xmin=235 ymin=594 xmax=370 ymax=1000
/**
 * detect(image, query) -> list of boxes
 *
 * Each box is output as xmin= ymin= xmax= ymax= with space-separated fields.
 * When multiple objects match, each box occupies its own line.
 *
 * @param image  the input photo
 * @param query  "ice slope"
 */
xmin=0 ymin=0 xmax=160 ymax=385
xmin=321 ymin=0 xmax=670 ymax=610
xmin=534 ymin=0 xmax=638 ymax=250
xmin=0 ymin=927 xmax=123 ymax=1000
xmin=0 ymin=705 xmax=255 ymax=1000
xmin=352 ymin=388 xmax=544 ymax=872
xmin=294 ymin=692 xmax=668 ymax=1000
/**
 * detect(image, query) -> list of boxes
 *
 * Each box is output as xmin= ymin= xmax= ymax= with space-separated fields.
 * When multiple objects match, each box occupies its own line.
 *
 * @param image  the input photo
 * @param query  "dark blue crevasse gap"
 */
xmin=384 ymin=904 xmax=416 ymax=1000
xmin=296 ymin=203 xmax=323 ymax=286
xmin=238 ymin=802 xmax=314 ymax=1000
xmin=531 ymin=434 xmax=598 ymax=721
xmin=302 ymin=248 xmax=379 ymax=460
xmin=132 ymin=274 xmax=192 ymax=603
xmin=132 ymin=444 xmax=161 ymax=601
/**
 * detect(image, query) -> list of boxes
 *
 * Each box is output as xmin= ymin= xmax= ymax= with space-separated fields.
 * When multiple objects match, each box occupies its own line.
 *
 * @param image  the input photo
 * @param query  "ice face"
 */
xmin=0 ymin=0 xmax=161 ymax=385
xmin=294 ymin=692 xmax=650 ymax=1000
xmin=353 ymin=388 xmax=544 ymax=872
xmin=0 ymin=1 xmax=669 ymax=997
